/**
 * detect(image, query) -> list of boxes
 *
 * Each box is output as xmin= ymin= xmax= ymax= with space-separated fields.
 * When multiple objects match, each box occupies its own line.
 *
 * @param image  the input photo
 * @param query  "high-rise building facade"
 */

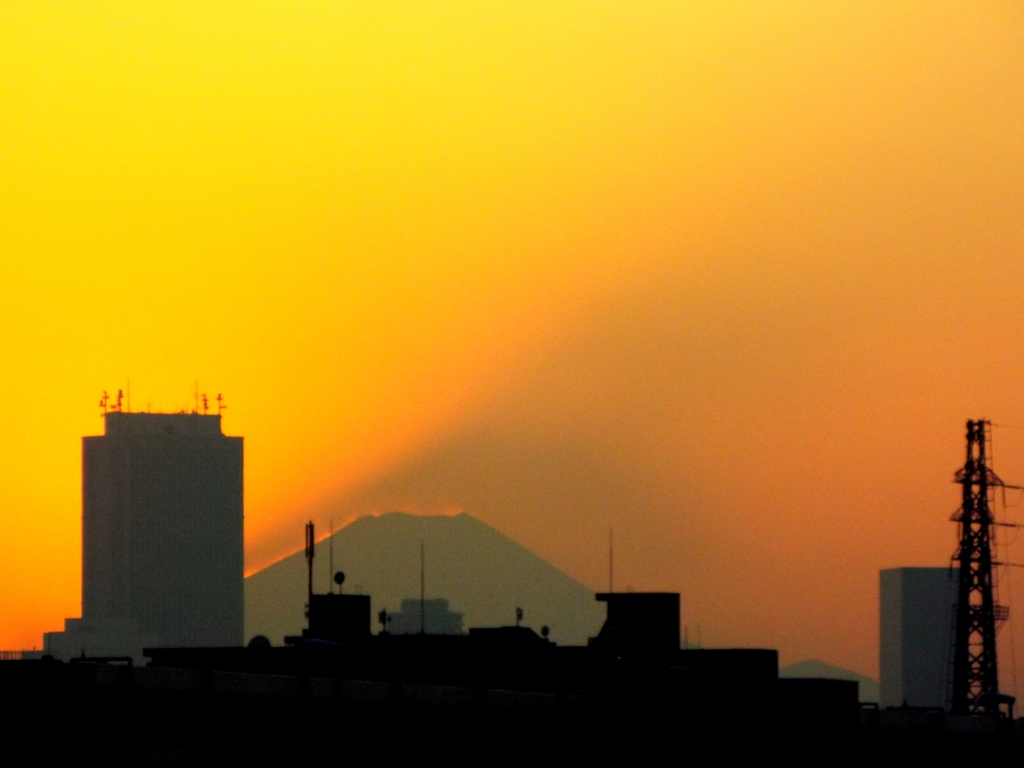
xmin=46 ymin=410 xmax=243 ymax=658
xmin=879 ymin=567 xmax=957 ymax=709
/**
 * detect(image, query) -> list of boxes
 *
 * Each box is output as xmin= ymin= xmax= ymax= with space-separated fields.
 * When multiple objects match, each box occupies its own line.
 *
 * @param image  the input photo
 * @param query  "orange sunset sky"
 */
xmin=2 ymin=2 xmax=1024 ymax=685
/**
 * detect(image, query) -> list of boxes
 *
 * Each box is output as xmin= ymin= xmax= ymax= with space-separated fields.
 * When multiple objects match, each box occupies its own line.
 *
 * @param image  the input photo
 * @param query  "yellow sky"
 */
xmin=2 ymin=2 xmax=1024 ymax=683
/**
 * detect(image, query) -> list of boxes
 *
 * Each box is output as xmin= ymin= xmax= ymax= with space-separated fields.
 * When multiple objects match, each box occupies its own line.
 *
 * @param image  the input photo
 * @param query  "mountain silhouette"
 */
xmin=246 ymin=512 xmax=605 ymax=646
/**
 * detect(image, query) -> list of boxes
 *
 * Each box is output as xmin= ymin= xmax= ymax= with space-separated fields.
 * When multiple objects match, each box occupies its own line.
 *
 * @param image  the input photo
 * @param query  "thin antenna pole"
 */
xmin=609 ymin=528 xmax=614 ymax=593
xmin=420 ymin=540 xmax=425 ymax=635
xmin=194 ymin=380 xmax=199 ymax=413
xmin=305 ymin=521 xmax=315 ymax=615
xmin=329 ymin=518 xmax=334 ymax=594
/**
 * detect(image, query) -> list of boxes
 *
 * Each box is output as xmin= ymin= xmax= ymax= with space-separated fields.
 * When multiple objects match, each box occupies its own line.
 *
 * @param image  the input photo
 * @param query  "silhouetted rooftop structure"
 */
xmin=589 ymin=592 xmax=680 ymax=658
xmin=389 ymin=598 xmax=464 ymax=635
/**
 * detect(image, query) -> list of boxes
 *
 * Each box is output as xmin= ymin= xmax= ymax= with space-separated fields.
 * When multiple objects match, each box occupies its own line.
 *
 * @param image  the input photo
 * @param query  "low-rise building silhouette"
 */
xmin=389 ymin=598 xmax=464 ymax=635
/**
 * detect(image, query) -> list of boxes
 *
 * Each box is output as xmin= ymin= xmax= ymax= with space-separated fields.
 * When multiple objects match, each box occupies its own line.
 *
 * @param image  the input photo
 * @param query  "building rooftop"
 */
xmin=101 ymin=411 xmax=226 ymax=437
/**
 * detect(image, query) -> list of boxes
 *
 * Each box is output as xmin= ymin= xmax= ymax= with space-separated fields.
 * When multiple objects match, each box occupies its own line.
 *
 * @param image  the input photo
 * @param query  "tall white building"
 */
xmin=879 ymin=567 xmax=957 ymax=709
xmin=46 ymin=410 xmax=243 ymax=659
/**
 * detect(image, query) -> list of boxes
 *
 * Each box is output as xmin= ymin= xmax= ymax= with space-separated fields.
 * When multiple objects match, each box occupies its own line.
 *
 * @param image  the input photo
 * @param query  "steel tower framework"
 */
xmin=950 ymin=419 xmax=1007 ymax=714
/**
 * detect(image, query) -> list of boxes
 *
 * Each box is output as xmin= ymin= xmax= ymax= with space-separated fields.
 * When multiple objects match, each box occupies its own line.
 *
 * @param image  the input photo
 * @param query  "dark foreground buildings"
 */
xmin=11 ymin=580 xmax=1017 ymax=761
xmin=7 ymin=589 xmax=906 ymax=763
xmin=44 ymin=410 xmax=243 ymax=659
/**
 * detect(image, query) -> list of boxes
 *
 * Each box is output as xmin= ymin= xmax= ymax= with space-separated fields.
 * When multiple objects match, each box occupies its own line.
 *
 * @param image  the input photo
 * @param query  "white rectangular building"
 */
xmin=879 ymin=567 xmax=957 ymax=709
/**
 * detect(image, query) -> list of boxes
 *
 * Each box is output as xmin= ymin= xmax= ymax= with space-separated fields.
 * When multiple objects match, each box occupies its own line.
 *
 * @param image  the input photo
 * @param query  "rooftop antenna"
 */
xmin=114 ymin=389 xmax=123 ymax=412
xmin=201 ymin=393 xmax=209 ymax=415
xmin=194 ymin=381 xmax=199 ymax=414
xmin=305 ymin=521 xmax=315 ymax=620
xmin=217 ymin=393 xmax=226 ymax=415
xmin=420 ymin=540 xmax=425 ymax=635
xmin=99 ymin=391 xmax=109 ymax=415
xmin=609 ymin=527 xmax=614 ymax=593
xmin=329 ymin=518 xmax=334 ymax=594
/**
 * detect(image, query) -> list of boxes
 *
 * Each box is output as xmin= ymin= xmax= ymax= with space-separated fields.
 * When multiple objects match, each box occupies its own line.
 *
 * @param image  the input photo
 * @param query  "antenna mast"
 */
xmin=950 ymin=420 xmax=1008 ymax=714
xmin=609 ymin=528 xmax=614 ymax=593
xmin=420 ymin=540 xmax=425 ymax=635
xmin=305 ymin=521 xmax=315 ymax=620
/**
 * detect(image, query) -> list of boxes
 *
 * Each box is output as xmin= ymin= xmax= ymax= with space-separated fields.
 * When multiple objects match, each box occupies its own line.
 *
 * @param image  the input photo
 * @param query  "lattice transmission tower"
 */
xmin=950 ymin=419 xmax=1011 ymax=714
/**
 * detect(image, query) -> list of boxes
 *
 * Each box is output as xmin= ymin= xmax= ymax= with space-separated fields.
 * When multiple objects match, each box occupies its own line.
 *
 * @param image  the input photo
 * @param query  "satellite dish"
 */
xmin=334 ymin=571 xmax=345 ymax=586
